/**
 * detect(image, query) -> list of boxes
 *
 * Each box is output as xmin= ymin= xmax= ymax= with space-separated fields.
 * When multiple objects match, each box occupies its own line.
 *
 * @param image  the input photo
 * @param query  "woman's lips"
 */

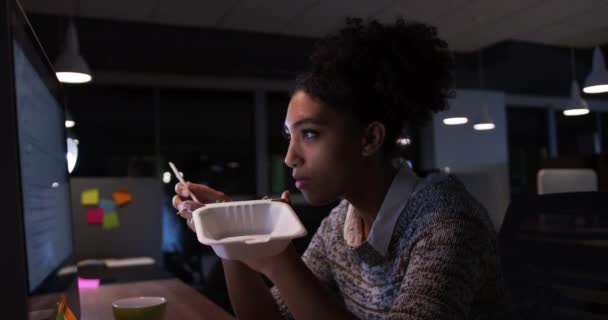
xmin=295 ymin=178 xmax=311 ymax=189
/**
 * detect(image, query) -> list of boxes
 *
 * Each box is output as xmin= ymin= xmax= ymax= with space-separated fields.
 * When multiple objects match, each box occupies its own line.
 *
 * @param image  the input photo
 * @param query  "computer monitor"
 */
xmin=0 ymin=0 xmax=79 ymax=318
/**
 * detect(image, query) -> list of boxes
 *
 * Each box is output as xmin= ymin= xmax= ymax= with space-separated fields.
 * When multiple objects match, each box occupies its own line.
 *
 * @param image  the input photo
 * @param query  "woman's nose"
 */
xmin=284 ymin=140 xmax=302 ymax=168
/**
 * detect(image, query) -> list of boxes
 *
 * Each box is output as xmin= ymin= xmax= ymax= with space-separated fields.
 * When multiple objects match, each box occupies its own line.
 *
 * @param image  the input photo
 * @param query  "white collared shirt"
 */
xmin=343 ymin=164 xmax=418 ymax=256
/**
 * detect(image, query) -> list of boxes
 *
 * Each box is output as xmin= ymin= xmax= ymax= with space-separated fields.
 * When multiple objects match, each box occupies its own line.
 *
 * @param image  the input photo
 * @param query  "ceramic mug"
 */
xmin=112 ymin=296 xmax=166 ymax=320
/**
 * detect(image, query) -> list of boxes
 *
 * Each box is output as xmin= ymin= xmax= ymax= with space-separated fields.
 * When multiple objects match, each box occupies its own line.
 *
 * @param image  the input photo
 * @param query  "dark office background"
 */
xmin=16 ymin=4 xmax=608 ymax=316
xmin=24 ymin=14 xmax=608 ymax=191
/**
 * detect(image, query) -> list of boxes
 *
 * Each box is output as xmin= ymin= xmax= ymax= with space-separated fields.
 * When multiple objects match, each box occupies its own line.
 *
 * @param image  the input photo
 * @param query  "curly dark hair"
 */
xmin=293 ymin=17 xmax=454 ymax=156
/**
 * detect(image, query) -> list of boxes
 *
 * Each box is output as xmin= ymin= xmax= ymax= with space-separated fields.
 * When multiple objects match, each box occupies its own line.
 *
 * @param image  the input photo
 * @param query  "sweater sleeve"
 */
xmin=387 ymin=218 xmax=488 ymax=320
xmin=270 ymin=214 xmax=338 ymax=319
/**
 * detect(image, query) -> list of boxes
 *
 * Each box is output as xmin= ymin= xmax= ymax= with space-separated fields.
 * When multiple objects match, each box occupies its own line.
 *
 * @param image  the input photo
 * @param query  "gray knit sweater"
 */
xmin=271 ymin=173 xmax=510 ymax=319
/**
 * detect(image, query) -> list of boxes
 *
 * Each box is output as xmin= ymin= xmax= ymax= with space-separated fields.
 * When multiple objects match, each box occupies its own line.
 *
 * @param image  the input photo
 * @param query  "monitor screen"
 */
xmin=11 ymin=1 xmax=73 ymax=294
xmin=13 ymin=39 xmax=73 ymax=293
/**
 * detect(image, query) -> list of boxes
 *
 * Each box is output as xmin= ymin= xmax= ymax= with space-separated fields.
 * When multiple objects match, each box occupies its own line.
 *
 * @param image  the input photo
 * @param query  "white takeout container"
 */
xmin=192 ymin=199 xmax=307 ymax=260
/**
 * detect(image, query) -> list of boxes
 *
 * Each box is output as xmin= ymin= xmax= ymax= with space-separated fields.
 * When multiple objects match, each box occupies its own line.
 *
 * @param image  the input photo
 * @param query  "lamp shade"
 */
xmin=442 ymin=102 xmax=468 ymax=125
xmin=443 ymin=117 xmax=468 ymax=125
xmin=564 ymin=80 xmax=590 ymax=116
xmin=473 ymin=105 xmax=495 ymax=131
xmin=583 ymin=46 xmax=608 ymax=94
xmin=55 ymin=22 xmax=92 ymax=84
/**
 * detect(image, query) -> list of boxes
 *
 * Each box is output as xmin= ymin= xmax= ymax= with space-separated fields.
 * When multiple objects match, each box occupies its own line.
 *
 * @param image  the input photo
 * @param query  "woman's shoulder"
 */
xmin=388 ymin=172 xmax=498 ymax=261
xmin=413 ymin=173 xmax=482 ymax=213
xmin=404 ymin=172 xmax=495 ymax=234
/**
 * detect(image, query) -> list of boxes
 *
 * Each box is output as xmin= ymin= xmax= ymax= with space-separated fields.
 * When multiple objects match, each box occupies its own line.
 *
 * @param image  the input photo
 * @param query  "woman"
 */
xmin=174 ymin=18 xmax=509 ymax=319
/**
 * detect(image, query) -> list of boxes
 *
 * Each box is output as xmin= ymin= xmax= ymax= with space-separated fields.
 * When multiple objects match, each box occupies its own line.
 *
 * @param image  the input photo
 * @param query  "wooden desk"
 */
xmin=79 ymin=279 xmax=234 ymax=320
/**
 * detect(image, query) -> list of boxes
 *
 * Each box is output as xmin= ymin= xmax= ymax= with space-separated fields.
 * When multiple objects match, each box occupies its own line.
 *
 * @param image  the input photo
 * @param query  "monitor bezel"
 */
xmin=0 ymin=0 xmax=29 ymax=316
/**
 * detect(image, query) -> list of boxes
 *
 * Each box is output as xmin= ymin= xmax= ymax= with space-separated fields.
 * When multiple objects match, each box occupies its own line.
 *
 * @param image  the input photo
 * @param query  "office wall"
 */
xmin=430 ymin=89 xmax=510 ymax=230
xmin=70 ymin=178 xmax=163 ymax=264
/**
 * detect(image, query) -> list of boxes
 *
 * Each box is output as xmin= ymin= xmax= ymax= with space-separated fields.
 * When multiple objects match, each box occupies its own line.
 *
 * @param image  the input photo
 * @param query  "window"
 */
xmin=67 ymin=85 xmax=155 ymax=177
xmin=159 ymin=88 xmax=256 ymax=196
xmin=266 ymin=91 xmax=293 ymax=195
xmin=507 ymin=106 xmax=549 ymax=196
xmin=556 ymin=111 xmax=599 ymax=157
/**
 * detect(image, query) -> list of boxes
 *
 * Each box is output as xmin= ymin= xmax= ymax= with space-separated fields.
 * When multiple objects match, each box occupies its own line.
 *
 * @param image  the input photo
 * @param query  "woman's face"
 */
xmin=284 ymin=90 xmax=364 ymax=205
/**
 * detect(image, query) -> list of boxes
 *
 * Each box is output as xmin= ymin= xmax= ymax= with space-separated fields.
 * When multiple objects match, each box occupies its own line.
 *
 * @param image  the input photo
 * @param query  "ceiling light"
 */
xmin=443 ymin=117 xmax=468 ymax=125
xmin=583 ymin=46 xmax=608 ymax=94
xmin=564 ymin=49 xmax=590 ymax=117
xmin=473 ymin=123 xmax=495 ymax=130
xmin=65 ymin=109 xmax=75 ymax=128
xmin=442 ymin=99 xmax=468 ymax=126
xmin=55 ymin=21 xmax=92 ymax=84
xmin=396 ymin=137 xmax=411 ymax=146
xmin=563 ymin=80 xmax=590 ymax=116
xmin=473 ymin=51 xmax=495 ymax=131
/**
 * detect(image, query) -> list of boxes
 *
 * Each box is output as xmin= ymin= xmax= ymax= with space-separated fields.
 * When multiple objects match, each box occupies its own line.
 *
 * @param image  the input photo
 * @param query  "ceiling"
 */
xmin=19 ymin=0 xmax=608 ymax=52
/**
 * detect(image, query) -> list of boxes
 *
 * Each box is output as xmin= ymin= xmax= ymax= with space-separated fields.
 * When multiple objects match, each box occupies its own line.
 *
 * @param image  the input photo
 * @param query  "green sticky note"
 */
xmin=103 ymin=212 xmax=120 ymax=230
xmin=81 ymin=189 xmax=100 ymax=206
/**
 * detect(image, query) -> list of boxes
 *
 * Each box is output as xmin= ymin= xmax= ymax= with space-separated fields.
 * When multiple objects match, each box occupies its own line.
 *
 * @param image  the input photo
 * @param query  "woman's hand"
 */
xmin=173 ymin=184 xmax=293 ymax=276
xmin=172 ymin=182 xmax=231 ymax=231
xmin=236 ymin=190 xmax=293 ymax=276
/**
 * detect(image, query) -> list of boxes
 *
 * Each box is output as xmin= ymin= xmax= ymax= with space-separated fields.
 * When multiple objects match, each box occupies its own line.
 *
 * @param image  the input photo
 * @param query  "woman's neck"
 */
xmin=345 ymin=162 xmax=397 ymax=237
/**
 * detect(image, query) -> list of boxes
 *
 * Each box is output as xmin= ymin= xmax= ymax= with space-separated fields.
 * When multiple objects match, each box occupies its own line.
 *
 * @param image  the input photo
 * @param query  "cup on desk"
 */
xmin=112 ymin=296 xmax=166 ymax=320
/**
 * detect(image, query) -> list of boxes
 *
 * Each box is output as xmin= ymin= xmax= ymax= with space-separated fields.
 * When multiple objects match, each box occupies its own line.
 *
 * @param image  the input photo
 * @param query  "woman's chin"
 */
xmin=300 ymin=190 xmax=339 ymax=206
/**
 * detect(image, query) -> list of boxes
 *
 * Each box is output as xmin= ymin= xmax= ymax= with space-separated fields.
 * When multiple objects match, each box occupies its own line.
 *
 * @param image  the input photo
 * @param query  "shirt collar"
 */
xmin=343 ymin=164 xmax=418 ymax=256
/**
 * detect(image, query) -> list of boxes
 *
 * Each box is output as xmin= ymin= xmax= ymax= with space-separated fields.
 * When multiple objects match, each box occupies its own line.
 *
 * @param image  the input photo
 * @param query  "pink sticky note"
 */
xmin=78 ymin=277 xmax=100 ymax=289
xmin=87 ymin=208 xmax=104 ymax=224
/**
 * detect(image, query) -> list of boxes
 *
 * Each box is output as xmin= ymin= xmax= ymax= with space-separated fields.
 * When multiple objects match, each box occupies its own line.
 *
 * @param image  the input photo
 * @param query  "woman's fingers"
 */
xmin=176 ymin=208 xmax=196 ymax=232
xmin=187 ymin=182 xmax=231 ymax=203
xmin=172 ymin=194 xmax=184 ymax=210
xmin=174 ymin=181 xmax=228 ymax=233
xmin=174 ymin=182 xmax=231 ymax=203
xmin=281 ymin=190 xmax=291 ymax=205
xmin=174 ymin=182 xmax=190 ymax=198
xmin=177 ymin=206 xmax=192 ymax=219
xmin=176 ymin=200 xmax=204 ymax=232
xmin=177 ymin=200 xmax=204 ymax=214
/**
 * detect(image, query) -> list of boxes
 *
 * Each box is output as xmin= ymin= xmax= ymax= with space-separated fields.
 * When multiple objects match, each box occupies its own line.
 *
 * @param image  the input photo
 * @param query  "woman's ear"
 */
xmin=361 ymin=121 xmax=386 ymax=156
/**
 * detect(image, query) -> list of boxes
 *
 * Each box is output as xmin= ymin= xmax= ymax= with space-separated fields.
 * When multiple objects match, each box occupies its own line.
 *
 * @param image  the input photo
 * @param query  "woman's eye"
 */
xmin=302 ymin=130 xmax=318 ymax=139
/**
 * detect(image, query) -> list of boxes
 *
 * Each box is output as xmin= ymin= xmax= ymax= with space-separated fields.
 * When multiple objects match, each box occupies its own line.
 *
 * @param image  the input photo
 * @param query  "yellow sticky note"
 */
xmin=103 ymin=212 xmax=120 ymax=230
xmin=81 ymin=189 xmax=99 ymax=206
xmin=112 ymin=190 xmax=132 ymax=206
